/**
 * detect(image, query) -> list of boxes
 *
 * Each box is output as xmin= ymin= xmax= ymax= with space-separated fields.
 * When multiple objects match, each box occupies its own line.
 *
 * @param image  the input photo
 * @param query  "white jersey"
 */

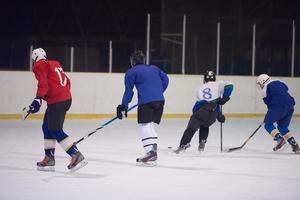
xmin=196 ymin=80 xmax=231 ymax=102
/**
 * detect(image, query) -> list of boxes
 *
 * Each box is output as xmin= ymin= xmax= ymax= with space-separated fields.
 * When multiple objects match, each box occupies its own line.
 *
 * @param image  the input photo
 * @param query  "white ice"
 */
xmin=1 ymin=118 xmax=300 ymax=200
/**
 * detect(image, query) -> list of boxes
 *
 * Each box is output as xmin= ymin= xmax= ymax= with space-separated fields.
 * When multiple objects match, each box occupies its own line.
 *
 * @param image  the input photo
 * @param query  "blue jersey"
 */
xmin=121 ymin=64 xmax=169 ymax=108
xmin=261 ymin=80 xmax=295 ymax=109
xmin=261 ymin=80 xmax=295 ymax=126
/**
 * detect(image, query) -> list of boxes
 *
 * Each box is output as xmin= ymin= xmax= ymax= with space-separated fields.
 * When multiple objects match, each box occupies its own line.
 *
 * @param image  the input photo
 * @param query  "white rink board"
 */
xmin=0 ymin=71 xmax=299 ymax=114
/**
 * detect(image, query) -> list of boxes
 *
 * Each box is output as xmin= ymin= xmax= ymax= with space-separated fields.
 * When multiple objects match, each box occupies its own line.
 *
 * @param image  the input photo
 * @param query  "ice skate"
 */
xmin=37 ymin=156 xmax=55 ymax=172
xmin=136 ymin=144 xmax=157 ymax=167
xmin=273 ymin=135 xmax=286 ymax=151
xmin=67 ymin=151 xmax=88 ymax=172
xmin=173 ymin=143 xmax=191 ymax=154
xmin=198 ymin=139 xmax=206 ymax=152
xmin=290 ymin=139 xmax=300 ymax=153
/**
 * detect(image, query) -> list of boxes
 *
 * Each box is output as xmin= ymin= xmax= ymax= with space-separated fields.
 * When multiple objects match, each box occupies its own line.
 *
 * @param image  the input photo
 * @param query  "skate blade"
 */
xmin=136 ymin=161 xmax=157 ymax=167
xmin=21 ymin=107 xmax=30 ymax=121
xmin=69 ymin=160 xmax=88 ymax=173
xmin=173 ymin=149 xmax=185 ymax=154
xmin=37 ymin=166 xmax=55 ymax=172
xmin=273 ymin=143 xmax=288 ymax=152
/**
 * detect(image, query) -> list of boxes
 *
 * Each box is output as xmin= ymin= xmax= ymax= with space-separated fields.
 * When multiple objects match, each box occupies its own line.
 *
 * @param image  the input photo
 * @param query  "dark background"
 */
xmin=1 ymin=0 xmax=300 ymax=76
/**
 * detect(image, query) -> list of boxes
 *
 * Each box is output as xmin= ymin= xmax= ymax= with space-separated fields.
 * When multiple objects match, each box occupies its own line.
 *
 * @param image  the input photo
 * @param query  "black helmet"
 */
xmin=130 ymin=50 xmax=145 ymax=66
xmin=204 ymin=70 xmax=216 ymax=83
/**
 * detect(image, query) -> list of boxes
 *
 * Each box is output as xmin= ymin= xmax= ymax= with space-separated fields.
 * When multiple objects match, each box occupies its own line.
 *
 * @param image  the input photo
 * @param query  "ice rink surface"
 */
xmin=1 ymin=117 xmax=300 ymax=200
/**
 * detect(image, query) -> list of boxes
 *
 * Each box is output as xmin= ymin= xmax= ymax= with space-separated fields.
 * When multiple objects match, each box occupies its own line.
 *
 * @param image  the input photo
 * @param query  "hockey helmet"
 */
xmin=256 ymin=74 xmax=270 ymax=89
xmin=32 ymin=48 xmax=47 ymax=63
xmin=130 ymin=50 xmax=145 ymax=67
xmin=204 ymin=70 xmax=216 ymax=83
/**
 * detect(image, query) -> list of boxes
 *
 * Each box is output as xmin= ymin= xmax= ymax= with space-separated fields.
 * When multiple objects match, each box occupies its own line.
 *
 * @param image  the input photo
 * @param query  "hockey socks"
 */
xmin=45 ymin=148 xmax=55 ymax=158
xmin=278 ymin=126 xmax=298 ymax=145
xmin=42 ymin=124 xmax=56 ymax=155
xmin=139 ymin=123 xmax=158 ymax=153
xmin=49 ymin=130 xmax=77 ymax=155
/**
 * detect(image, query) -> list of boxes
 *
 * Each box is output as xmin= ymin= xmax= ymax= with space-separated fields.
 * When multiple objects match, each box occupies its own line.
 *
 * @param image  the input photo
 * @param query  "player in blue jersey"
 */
xmin=256 ymin=74 xmax=299 ymax=153
xmin=174 ymin=71 xmax=233 ymax=153
xmin=116 ymin=50 xmax=169 ymax=166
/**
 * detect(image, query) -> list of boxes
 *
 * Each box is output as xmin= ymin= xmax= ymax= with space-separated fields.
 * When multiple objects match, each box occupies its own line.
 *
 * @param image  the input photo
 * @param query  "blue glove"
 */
xmin=117 ymin=104 xmax=127 ymax=119
xmin=29 ymin=97 xmax=42 ymax=113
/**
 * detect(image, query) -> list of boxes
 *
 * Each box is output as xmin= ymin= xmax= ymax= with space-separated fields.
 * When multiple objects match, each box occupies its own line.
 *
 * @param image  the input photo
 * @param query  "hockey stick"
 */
xmin=225 ymin=122 xmax=264 ymax=152
xmin=74 ymin=104 xmax=138 ymax=145
xmin=220 ymin=106 xmax=223 ymax=152
xmin=22 ymin=107 xmax=31 ymax=120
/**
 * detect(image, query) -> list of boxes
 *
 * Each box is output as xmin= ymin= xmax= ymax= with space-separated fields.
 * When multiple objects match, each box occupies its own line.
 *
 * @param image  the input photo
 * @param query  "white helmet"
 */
xmin=256 ymin=74 xmax=270 ymax=89
xmin=32 ymin=48 xmax=47 ymax=62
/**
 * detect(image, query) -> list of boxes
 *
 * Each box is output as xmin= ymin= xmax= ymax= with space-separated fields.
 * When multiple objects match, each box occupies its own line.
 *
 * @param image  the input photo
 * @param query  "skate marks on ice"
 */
xmin=158 ymin=149 xmax=300 ymax=183
xmin=84 ymin=149 xmax=214 ymax=171
xmin=88 ymin=157 xmax=214 ymax=171
xmin=0 ymin=165 xmax=37 ymax=173
xmin=0 ymin=151 xmax=106 ymax=182
xmin=157 ymin=164 xmax=213 ymax=171
xmin=0 ymin=164 xmax=106 ymax=183
xmin=160 ymin=145 xmax=299 ymax=159
xmin=41 ymin=170 xmax=107 ymax=183
xmin=213 ymin=169 xmax=300 ymax=183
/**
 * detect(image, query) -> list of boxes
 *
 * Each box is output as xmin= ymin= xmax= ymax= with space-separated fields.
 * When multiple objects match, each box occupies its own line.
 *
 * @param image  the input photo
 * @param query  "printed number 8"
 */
xmin=202 ymin=88 xmax=212 ymax=99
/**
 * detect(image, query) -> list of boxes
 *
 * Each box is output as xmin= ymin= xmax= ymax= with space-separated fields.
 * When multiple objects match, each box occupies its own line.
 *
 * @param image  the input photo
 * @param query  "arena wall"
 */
xmin=0 ymin=71 xmax=299 ymax=119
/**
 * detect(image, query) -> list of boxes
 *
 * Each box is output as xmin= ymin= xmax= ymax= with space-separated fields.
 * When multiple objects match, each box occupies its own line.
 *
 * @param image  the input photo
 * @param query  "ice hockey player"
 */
xmin=116 ymin=50 xmax=169 ymax=166
xmin=24 ymin=48 xmax=87 ymax=172
xmin=174 ymin=70 xmax=233 ymax=153
xmin=256 ymin=74 xmax=299 ymax=153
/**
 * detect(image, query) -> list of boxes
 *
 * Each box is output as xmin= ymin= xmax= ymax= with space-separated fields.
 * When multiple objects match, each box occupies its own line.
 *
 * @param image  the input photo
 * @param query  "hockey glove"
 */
xmin=217 ymin=113 xmax=225 ymax=123
xmin=29 ymin=97 xmax=42 ymax=113
xmin=117 ymin=104 xmax=127 ymax=119
xmin=219 ymin=97 xmax=230 ymax=105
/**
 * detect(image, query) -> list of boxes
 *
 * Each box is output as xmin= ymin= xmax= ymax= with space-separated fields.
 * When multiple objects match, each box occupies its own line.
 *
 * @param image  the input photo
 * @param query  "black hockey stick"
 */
xmin=220 ymin=106 xmax=223 ymax=152
xmin=22 ymin=107 xmax=32 ymax=120
xmin=74 ymin=104 xmax=138 ymax=145
xmin=225 ymin=122 xmax=263 ymax=152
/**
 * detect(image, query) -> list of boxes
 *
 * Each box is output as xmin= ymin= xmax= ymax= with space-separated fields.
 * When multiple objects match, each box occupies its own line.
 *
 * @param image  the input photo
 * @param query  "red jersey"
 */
xmin=33 ymin=59 xmax=72 ymax=104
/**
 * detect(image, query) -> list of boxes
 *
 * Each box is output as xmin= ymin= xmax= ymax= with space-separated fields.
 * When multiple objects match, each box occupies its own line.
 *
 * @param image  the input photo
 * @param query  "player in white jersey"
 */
xmin=174 ymin=71 xmax=233 ymax=153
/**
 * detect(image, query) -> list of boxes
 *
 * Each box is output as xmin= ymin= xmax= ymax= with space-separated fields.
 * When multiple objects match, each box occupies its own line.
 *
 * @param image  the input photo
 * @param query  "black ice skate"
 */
xmin=67 ymin=151 xmax=88 ymax=172
xmin=198 ymin=139 xmax=206 ymax=152
xmin=273 ymin=135 xmax=286 ymax=151
xmin=136 ymin=144 xmax=157 ymax=167
xmin=290 ymin=140 xmax=300 ymax=153
xmin=37 ymin=156 xmax=55 ymax=172
xmin=173 ymin=143 xmax=191 ymax=154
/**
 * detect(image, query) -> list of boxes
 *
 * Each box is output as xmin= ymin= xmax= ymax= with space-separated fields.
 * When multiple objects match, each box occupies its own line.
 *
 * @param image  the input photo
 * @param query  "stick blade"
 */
xmin=224 ymin=146 xmax=242 ymax=152
xmin=22 ymin=107 xmax=31 ymax=121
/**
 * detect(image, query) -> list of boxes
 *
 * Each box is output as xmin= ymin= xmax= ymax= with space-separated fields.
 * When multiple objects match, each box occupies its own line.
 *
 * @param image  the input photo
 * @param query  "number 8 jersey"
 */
xmin=33 ymin=59 xmax=71 ymax=104
xmin=196 ymin=80 xmax=231 ymax=102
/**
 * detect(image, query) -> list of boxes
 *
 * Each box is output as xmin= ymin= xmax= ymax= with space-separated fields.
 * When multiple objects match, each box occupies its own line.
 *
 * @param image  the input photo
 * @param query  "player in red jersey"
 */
xmin=25 ymin=48 xmax=87 ymax=172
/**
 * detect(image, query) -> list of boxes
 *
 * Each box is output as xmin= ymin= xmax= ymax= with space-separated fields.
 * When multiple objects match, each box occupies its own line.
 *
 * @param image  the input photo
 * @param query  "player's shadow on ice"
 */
xmin=42 ymin=171 xmax=107 ymax=183
xmin=0 ymin=164 xmax=107 ymax=183
xmin=88 ymin=157 xmax=214 ymax=171
xmin=159 ymin=146 xmax=297 ymax=160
